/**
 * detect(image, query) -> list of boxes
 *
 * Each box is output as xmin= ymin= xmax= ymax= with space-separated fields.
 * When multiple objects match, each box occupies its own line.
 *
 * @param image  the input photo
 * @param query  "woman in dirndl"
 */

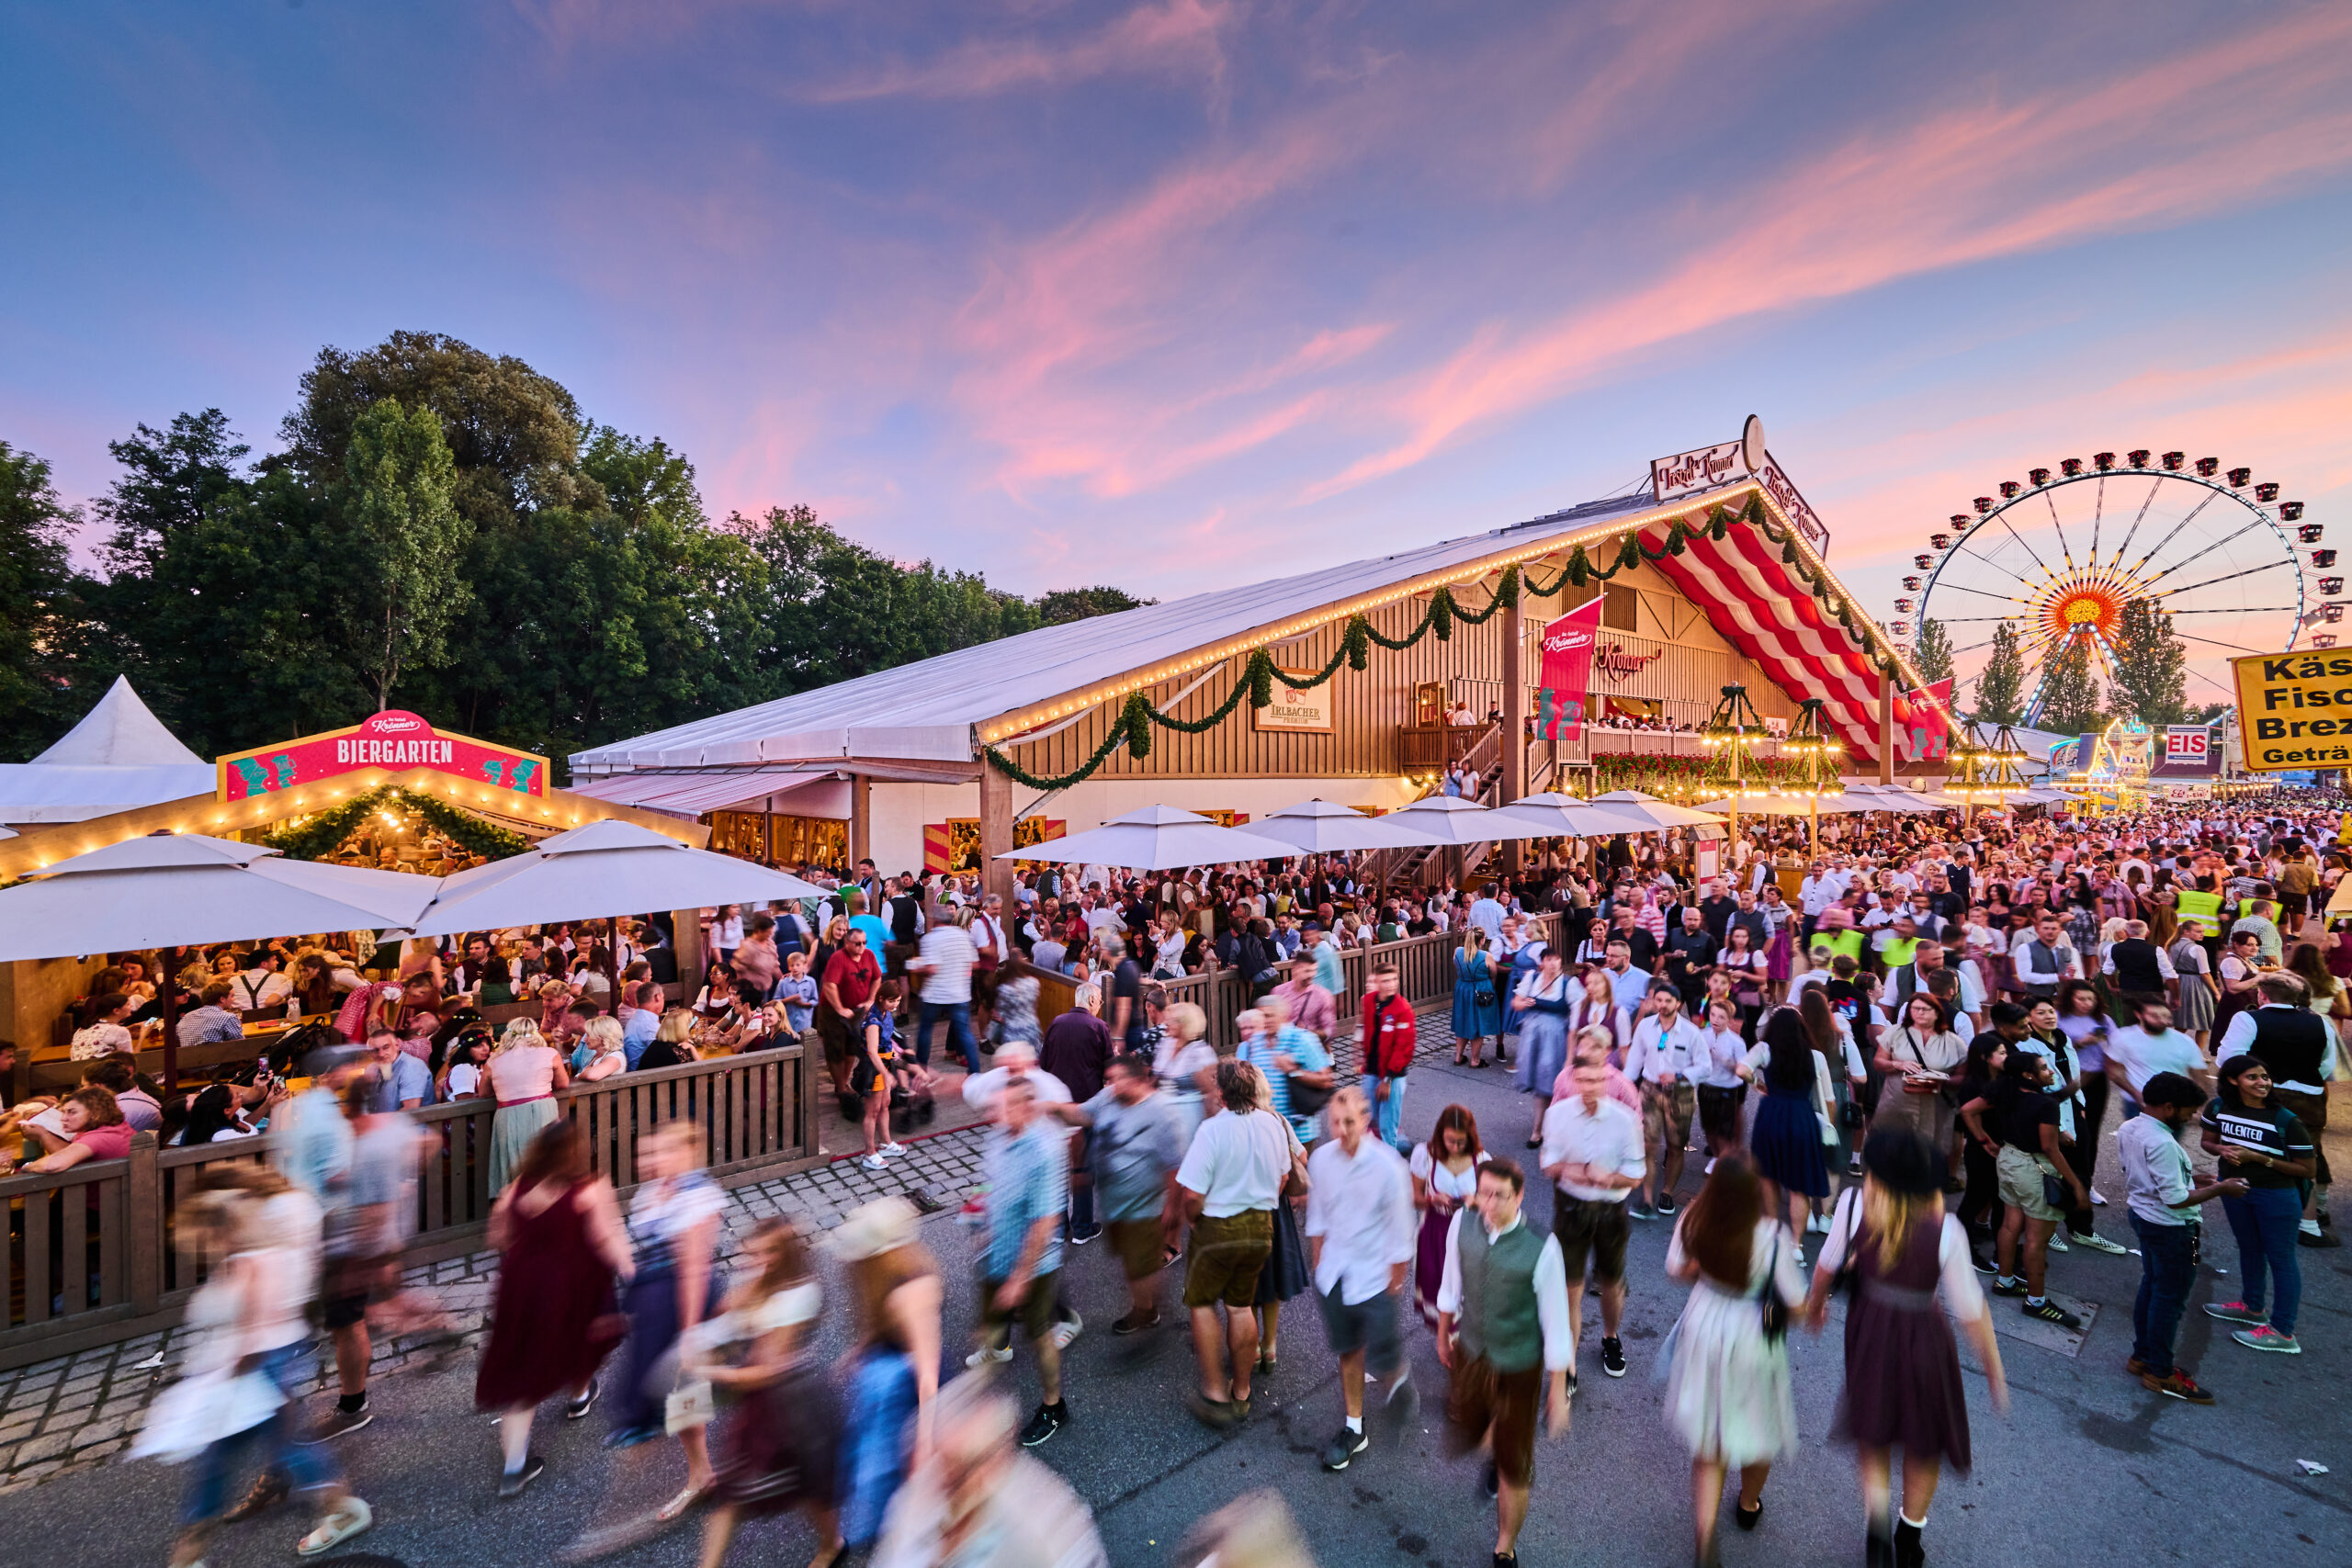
xmin=687 ymin=1219 xmax=844 ymax=1568
xmin=1804 ymin=1130 xmax=2007 ymax=1568
xmin=1408 ymin=1105 xmax=1487 ymax=1326
xmin=1760 ymin=886 xmax=1796 ymax=1003
xmin=481 ymin=1018 xmax=569 ymax=1195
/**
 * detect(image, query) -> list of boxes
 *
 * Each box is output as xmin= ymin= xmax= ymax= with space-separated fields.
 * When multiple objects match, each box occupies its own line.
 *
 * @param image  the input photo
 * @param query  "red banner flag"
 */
xmin=1894 ymin=678 xmax=1957 ymax=762
xmin=1536 ymin=596 xmax=1606 ymax=744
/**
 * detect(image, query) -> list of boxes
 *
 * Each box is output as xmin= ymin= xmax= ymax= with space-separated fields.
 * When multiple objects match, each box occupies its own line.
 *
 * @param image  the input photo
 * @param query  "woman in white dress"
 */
xmin=1660 ymin=1152 xmax=1807 ymax=1568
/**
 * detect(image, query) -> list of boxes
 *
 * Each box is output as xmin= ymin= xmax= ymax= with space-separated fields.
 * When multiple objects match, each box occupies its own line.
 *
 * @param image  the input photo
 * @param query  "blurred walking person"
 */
xmin=688 ymin=1219 xmax=845 ymax=1568
xmin=1659 ymin=1154 xmax=1806 ymax=1567
xmin=868 ymin=1375 xmax=1106 ymax=1568
xmin=832 ymin=1198 xmax=944 ymax=1557
xmin=971 ymin=1076 xmax=1074 ymax=1446
xmin=606 ymin=1120 xmax=725 ymax=1522
xmin=1177 ymin=1061 xmax=1306 ymax=1428
xmin=1804 ymin=1130 xmax=2006 ymax=1568
xmin=476 ymin=1121 xmax=632 ymax=1497
xmin=1306 ymin=1088 xmax=1418 ymax=1471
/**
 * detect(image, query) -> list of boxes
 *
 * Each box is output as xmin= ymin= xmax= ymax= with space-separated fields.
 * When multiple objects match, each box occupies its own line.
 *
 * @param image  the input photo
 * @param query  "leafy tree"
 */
xmin=2107 ymin=598 xmax=2188 ymax=727
xmin=2188 ymin=700 xmax=2232 ymax=725
xmin=1912 ymin=617 xmax=1953 ymax=686
xmin=93 ymin=409 xmax=250 ymax=572
xmin=316 ymin=399 xmax=469 ymax=711
xmin=2039 ymin=636 xmax=2106 ymax=734
xmin=0 ymin=443 xmax=95 ymax=760
xmin=1973 ymin=620 xmax=2026 ymax=726
xmin=1037 ymin=585 xmax=1154 ymax=625
xmin=278 ymin=330 xmax=594 ymax=529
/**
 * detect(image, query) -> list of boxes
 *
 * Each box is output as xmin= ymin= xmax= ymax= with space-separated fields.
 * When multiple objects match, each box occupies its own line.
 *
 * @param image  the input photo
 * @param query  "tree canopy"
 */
xmin=2107 ymin=598 xmax=2188 ymax=728
xmin=1973 ymin=620 xmax=2026 ymax=727
xmin=1912 ymin=617 xmax=1954 ymax=687
xmin=0 ymin=333 xmax=1148 ymax=769
xmin=2040 ymin=637 xmax=2107 ymax=736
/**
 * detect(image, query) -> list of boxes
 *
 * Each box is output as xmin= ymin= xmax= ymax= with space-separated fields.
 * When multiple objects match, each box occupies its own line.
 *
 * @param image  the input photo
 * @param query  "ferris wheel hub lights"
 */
xmin=2061 ymin=458 xmax=2086 ymax=478
xmin=2256 ymin=482 xmax=2281 ymax=503
xmin=2030 ymin=468 xmax=2052 ymax=487
xmin=2228 ymin=468 xmax=2252 ymax=489
xmin=2094 ymin=453 xmax=2117 ymax=471
xmin=2129 ymin=449 xmax=2152 ymax=468
xmin=2163 ymin=452 xmax=2187 ymax=470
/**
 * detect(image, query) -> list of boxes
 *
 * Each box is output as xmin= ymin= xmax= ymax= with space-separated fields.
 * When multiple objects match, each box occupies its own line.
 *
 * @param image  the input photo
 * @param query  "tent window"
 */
xmin=1602 ymin=584 xmax=1639 ymax=632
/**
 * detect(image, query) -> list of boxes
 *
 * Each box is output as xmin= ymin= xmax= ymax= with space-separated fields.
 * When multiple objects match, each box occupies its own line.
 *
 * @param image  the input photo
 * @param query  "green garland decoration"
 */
xmin=261 ymin=784 xmax=533 ymax=863
xmin=983 ymin=494 xmax=1903 ymax=792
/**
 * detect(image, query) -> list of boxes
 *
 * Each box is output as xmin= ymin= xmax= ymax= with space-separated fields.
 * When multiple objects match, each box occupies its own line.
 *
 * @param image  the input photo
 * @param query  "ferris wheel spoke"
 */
xmin=2167 ymin=604 xmax=2297 ymax=614
xmin=2172 ymin=629 xmax=2279 ymax=654
xmin=2148 ymin=556 xmax=2292 ymax=600
xmin=1989 ymin=510 xmax=2060 ymax=582
xmin=2125 ymin=492 xmax=2220 ymax=577
xmin=2088 ymin=476 xmax=2107 ymax=563
xmin=2104 ymin=477 xmax=2165 ymax=571
xmin=2042 ymin=491 xmax=2078 ymax=572
xmin=1932 ymin=581 xmax=2030 ymax=606
xmin=2139 ymin=516 xmax=2271 ymax=589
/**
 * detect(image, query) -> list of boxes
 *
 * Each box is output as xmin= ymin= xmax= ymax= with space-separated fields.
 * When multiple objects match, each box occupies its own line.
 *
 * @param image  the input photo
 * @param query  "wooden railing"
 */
xmin=1 ymin=1042 xmax=815 ymax=1371
xmin=1396 ymin=722 xmax=1498 ymax=774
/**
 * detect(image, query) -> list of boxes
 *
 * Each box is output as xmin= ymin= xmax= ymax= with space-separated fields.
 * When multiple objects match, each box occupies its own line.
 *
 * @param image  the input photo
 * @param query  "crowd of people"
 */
xmin=29 ymin=787 xmax=2349 ymax=1568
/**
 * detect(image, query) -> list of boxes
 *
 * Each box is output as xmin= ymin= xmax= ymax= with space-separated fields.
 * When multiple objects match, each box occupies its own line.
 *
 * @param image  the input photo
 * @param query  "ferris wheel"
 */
xmin=1891 ymin=450 xmax=2328 ymax=725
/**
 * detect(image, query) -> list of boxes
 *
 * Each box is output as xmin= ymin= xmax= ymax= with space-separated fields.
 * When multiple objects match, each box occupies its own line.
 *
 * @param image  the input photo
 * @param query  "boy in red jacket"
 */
xmin=1362 ymin=962 xmax=1417 ymax=1150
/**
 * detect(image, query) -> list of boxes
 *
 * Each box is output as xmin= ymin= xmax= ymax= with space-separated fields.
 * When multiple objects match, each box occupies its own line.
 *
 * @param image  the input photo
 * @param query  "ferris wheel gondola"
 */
xmin=1896 ymin=451 xmax=2324 ymax=722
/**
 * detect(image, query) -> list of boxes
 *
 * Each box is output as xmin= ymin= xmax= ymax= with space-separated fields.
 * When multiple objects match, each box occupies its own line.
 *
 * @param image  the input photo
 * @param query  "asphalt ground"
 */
xmin=5 ymin=1046 xmax=2349 ymax=1568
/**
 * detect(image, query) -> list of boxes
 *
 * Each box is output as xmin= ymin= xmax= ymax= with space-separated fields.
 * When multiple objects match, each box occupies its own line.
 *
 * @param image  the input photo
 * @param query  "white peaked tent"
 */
xmin=0 ymin=677 xmax=217 ymax=824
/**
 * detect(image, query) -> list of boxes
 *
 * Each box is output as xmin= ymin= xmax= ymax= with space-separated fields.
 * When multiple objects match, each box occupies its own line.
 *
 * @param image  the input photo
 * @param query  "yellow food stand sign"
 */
xmin=2231 ymin=650 xmax=2352 ymax=772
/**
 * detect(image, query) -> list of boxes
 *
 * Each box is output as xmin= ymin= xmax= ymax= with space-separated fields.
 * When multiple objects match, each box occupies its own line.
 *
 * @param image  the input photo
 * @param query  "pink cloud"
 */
xmin=1303 ymin=4 xmax=2352 ymax=502
xmin=804 ymin=0 xmax=1234 ymax=103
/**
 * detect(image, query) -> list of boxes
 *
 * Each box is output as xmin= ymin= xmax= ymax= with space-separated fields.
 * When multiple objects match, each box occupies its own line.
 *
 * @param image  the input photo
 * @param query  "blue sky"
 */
xmin=5 ymin=0 xmax=2348 ymax=696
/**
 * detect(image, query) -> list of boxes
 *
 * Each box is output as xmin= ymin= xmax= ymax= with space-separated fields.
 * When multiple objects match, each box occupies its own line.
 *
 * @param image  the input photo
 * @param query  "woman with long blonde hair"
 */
xmin=481 ymin=1018 xmax=570 ymax=1194
xmin=1804 ymin=1130 xmax=2006 ymax=1568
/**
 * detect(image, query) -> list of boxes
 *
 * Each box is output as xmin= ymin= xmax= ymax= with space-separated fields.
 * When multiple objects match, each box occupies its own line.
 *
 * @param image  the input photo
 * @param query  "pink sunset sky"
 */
xmin=4 ymin=0 xmax=2348 ymax=702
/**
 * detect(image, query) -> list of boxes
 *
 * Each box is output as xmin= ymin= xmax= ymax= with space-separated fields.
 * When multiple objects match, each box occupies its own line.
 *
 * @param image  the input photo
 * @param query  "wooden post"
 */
xmin=1502 ymin=592 xmax=1529 ymax=874
xmin=850 ymin=773 xmax=872 ymax=866
xmin=978 ymin=758 xmax=1016 ymax=909
xmin=1878 ymin=672 xmax=1896 ymax=785
xmin=160 ymin=946 xmax=181 ymax=1095
xmin=125 ymin=1131 xmax=161 ymax=1314
xmin=672 ymin=909 xmax=705 ymax=999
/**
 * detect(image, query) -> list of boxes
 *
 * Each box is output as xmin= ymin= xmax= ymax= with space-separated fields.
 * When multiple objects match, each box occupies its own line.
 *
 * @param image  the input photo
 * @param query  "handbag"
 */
xmin=1471 ymin=953 xmax=1497 ymax=1010
xmin=1288 ymin=1071 xmax=1335 ymax=1117
xmin=664 ymin=1378 xmax=717 ymax=1434
xmin=130 ymin=1368 xmax=284 ymax=1464
xmin=2041 ymin=1169 xmax=2075 ymax=1214
xmin=1826 ymin=1190 xmax=1865 ymax=1301
xmin=1758 ymin=1230 xmax=1790 ymax=1343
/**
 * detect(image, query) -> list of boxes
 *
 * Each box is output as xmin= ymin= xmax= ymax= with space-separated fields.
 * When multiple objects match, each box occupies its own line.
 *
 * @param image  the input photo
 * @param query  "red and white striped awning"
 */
xmin=1640 ymin=517 xmax=1893 ymax=763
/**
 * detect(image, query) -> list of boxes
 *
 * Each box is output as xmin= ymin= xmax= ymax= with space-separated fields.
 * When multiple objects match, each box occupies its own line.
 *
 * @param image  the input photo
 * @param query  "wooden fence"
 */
xmin=1 ymin=1042 xmax=816 ymax=1371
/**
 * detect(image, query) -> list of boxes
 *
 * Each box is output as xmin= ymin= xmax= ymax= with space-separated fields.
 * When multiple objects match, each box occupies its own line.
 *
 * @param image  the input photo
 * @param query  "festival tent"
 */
xmin=0 ymin=678 xmax=216 ymax=826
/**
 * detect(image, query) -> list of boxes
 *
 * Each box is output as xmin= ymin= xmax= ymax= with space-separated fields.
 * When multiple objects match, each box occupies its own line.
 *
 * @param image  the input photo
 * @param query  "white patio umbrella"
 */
xmin=992 ymin=805 xmax=1300 ymax=871
xmin=402 ymin=818 xmax=828 ymax=937
xmin=1839 ymin=784 xmax=1950 ymax=815
xmin=1250 ymin=799 xmax=1434 ymax=852
xmin=1383 ymin=794 xmax=1551 ymax=845
xmin=1585 ymin=790 xmax=1730 ymax=832
xmin=1487 ymin=792 xmax=1677 ymax=838
xmin=0 ymin=832 xmax=438 ymax=963
xmin=1693 ymin=793 xmax=1883 ymax=816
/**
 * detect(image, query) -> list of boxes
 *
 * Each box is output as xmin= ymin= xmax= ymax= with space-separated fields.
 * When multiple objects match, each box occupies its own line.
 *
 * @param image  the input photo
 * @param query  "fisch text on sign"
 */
xmin=2230 ymin=652 xmax=2352 ymax=772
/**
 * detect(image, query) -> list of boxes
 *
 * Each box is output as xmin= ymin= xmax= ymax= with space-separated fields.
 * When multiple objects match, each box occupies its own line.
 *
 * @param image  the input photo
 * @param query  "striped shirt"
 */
xmin=983 ymin=1119 xmax=1068 ymax=1280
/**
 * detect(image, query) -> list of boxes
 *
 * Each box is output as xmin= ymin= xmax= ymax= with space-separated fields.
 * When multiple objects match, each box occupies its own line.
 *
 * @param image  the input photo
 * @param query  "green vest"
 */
xmin=1826 ymin=928 xmax=1867 ymax=966
xmin=1882 ymin=936 xmax=1919 ymax=970
xmin=1454 ymin=1216 xmax=1546 ymax=1373
xmin=2176 ymin=888 xmax=2222 ymax=927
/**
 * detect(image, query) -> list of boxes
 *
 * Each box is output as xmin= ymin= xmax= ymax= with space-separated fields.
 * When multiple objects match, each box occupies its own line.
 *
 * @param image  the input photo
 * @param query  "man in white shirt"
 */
xmin=1539 ymin=1056 xmax=1645 ymax=1381
xmin=1688 ymin=998 xmax=1754 ymax=1166
xmin=961 ymin=1042 xmax=1073 ymax=1113
xmin=1436 ymin=1160 xmax=1573 ymax=1565
xmin=232 ymin=951 xmax=293 ymax=1012
xmin=2105 ymin=999 xmax=2213 ymax=1108
xmin=1892 ymin=942 xmax=1984 ymax=1033
xmin=909 ymin=917 xmax=980 ymax=1072
xmin=1305 ymin=1089 xmax=1418 ymax=1471
xmin=1176 ymin=1061 xmax=1301 ymax=1427
xmin=1467 ymin=884 xmax=1507 ymax=949
xmin=2013 ymin=913 xmax=2083 ymax=1002
xmin=1624 ymin=989 xmax=1704 ymax=1218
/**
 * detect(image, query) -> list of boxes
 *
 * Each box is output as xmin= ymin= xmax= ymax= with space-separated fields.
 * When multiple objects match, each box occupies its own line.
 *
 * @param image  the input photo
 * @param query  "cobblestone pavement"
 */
xmin=0 ymin=1009 xmax=1462 ymax=1497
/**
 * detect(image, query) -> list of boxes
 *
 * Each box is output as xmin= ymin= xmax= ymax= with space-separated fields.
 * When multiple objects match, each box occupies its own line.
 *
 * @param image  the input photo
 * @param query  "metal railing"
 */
xmin=2 ymin=1042 xmax=816 ymax=1371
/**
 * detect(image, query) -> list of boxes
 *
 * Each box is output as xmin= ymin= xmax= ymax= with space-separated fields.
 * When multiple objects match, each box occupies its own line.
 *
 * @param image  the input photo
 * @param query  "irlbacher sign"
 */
xmin=217 ymin=710 xmax=550 ymax=803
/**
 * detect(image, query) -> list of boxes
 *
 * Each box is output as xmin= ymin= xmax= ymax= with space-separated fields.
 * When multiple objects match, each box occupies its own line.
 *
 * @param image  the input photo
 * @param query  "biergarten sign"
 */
xmin=217 ymin=710 xmax=551 ymax=803
xmin=2230 ymin=650 xmax=2352 ymax=772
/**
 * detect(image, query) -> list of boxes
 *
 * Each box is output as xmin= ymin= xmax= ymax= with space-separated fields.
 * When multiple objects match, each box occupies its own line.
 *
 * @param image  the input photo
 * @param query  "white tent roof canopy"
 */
xmin=32 ymin=677 xmax=206 ymax=767
xmin=0 ymin=678 xmax=216 ymax=825
xmin=402 ymin=818 xmax=828 ymax=938
xmin=992 ymin=805 xmax=1303 ymax=870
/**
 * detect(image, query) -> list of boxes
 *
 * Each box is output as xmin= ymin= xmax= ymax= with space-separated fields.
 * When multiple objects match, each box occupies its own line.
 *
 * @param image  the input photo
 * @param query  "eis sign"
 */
xmin=217 ymin=710 xmax=550 ymax=803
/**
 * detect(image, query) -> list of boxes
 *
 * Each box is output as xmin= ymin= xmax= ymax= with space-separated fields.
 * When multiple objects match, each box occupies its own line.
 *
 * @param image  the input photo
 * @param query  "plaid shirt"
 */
xmin=983 ymin=1119 xmax=1069 ymax=1281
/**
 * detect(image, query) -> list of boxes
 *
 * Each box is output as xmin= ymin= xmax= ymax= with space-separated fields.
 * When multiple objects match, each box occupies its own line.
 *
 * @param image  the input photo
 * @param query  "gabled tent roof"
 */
xmin=32 ymin=676 xmax=207 ymax=766
xmin=0 ymin=678 xmax=217 ymax=824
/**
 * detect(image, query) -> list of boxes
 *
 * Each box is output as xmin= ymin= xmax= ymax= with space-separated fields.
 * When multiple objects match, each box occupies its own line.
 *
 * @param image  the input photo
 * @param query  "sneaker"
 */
xmin=2023 ymin=1299 xmax=2083 ymax=1330
xmin=965 ymin=1343 xmax=1013 ymax=1369
xmin=859 ymin=1154 xmax=889 ymax=1171
xmin=2089 ymin=1189 xmax=2108 ymax=1206
xmin=2297 ymin=1225 xmax=2343 ymax=1249
xmin=1111 ymin=1309 xmax=1161 ymax=1336
xmin=1657 ymin=1192 xmax=1678 ymax=1216
xmin=1989 ymin=1278 xmax=2028 ymax=1298
xmin=881 ymin=1142 xmax=909 ymax=1157
xmin=2231 ymin=1325 xmax=2302 ymax=1354
xmin=303 ymin=1402 xmax=372 ymax=1444
xmin=2124 ymin=1356 xmax=2151 ymax=1377
xmin=1018 ymin=1403 xmax=1068 ymax=1447
xmin=2201 ymin=1300 xmax=2267 ymax=1325
xmin=1188 ymin=1393 xmax=1238 ymax=1429
xmin=564 ymin=1379 xmax=600 ymax=1421
xmin=1069 ymin=1226 xmax=1100 ymax=1246
xmin=1050 ymin=1310 xmax=1084 ymax=1349
xmin=2046 ymin=1234 xmax=2069 ymax=1254
xmin=2073 ymin=1231 xmax=2128 ymax=1256
xmin=497 ymin=1455 xmax=547 ymax=1499
xmin=2142 ymin=1370 xmax=2215 ymax=1403
xmin=1970 ymin=1253 xmax=1997 ymax=1275
xmin=1630 ymin=1201 xmax=1659 ymax=1222
xmin=1321 ymin=1426 xmax=1370 ymax=1471
xmin=1601 ymin=1337 xmax=1627 ymax=1378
